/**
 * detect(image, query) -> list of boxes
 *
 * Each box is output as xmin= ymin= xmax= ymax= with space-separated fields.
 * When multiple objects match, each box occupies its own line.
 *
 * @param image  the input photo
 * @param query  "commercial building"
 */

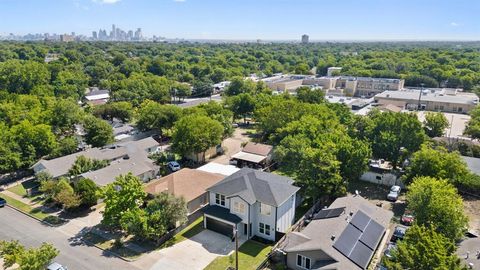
xmin=263 ymin=75 xmax=314 ymax=93
xmin=374 ymin=88 xmax=479 ymax=113
xmin=327 ymin=67 xmax=342 ymax=77
xmin=301 ymin=34 xmax=309 ymax=44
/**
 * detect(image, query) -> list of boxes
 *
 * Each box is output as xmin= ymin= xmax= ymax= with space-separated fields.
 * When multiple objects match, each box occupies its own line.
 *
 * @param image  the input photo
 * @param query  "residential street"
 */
xmin=0 ymin=206 xmax=139 ymax=270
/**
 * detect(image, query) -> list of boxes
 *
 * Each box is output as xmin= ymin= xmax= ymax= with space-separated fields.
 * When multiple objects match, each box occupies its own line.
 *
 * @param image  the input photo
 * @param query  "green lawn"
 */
xmin=204 ymin=240 xmax=272 ymax=270
xmin=161 ymin=217 xmax=205 ymax=248
xmin=83 ymin=232 xmax=142 ymax=260
xmin=0 ymin=193 xmax=62 ymax=225
xmin=8 ymin=184 xmax=28 ymax=197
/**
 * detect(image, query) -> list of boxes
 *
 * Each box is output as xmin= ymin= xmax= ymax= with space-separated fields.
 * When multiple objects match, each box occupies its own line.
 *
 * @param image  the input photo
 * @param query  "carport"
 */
xmin=203 ymin=205 xmax=242 ymax=238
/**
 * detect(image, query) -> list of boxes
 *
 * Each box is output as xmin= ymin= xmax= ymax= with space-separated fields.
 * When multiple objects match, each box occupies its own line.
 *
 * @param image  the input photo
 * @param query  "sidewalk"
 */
xmin=1 ymin=190 xmax=39 ymax=207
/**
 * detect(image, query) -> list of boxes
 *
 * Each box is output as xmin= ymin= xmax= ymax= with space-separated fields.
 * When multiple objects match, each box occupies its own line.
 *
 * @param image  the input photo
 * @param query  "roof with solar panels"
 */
xmin=282 ymin=194 xmax=393 ymax=270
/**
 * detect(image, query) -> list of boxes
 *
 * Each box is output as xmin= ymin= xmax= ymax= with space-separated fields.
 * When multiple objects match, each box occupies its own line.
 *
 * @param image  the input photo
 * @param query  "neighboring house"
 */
xmin=144 ymin=168 xmax=225 ymax=215
xmin=203 ymin=168 xmax=300 ymax=241
xmin=280 ymin=195 xmax=393 ymax=270
xmin=360 ymin=159 xmax=402 ymax=188
xmin=84 ymin=87 xmax=110 ymax=105
xmin=32 ymin=137 xmax=160 ymax=184
xmin=231 ymin=142 xmax=274 ymax=169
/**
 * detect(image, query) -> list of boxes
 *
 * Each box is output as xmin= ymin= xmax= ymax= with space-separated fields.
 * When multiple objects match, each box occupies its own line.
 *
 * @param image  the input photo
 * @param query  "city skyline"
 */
xmin=0 ymin=0 xmax=479 ymax=41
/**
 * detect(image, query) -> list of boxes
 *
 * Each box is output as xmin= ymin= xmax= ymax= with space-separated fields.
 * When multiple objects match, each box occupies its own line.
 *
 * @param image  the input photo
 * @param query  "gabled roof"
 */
xmin=242 ymin=142 xmax=273 ymax=156
xmin=207 ymin=168 xmax=299 ymax=207
xmin=282 ymin=195 xmax=393 ymax=270
xmin=144 ymin=168 xmax=224 ymax=202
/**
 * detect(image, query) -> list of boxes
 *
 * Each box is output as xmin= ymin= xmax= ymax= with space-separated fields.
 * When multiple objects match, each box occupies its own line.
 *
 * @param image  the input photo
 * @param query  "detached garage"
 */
xmin=203 ymin=205 xmax=242 ymax=238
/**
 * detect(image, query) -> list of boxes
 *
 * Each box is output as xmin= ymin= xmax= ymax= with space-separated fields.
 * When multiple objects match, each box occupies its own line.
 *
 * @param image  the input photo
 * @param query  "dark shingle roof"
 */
xmin=207 ymin=168 xmax=299 ymax=207
xmin=203 ymin=205 xmax=242 ymax=224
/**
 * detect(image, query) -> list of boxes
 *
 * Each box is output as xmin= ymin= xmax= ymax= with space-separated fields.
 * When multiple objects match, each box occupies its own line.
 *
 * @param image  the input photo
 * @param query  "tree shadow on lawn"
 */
xmin=238 ymin=240 xmax=269 ymax=257
xmin=347 ymin=180 xmax=390 ymax=201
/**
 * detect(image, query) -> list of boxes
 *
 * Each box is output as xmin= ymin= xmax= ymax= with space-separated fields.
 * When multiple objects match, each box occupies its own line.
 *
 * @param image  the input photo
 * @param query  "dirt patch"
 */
xmin=463 ymin=195 xmax=480 ymax=235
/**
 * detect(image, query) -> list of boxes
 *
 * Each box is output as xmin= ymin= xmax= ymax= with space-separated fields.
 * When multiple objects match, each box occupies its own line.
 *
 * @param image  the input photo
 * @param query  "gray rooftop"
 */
xmin=34 ymin=137 xmax=159 ymax=179
xmin=207 ymin=168 xmax=299 ymax=207
xmin=375 ymin=89 xmax=479 ymax=105
xmin=282 ymin=195 xmax=393 ymax=270
xmin=462 ymin=156 xmax=480 ymax=175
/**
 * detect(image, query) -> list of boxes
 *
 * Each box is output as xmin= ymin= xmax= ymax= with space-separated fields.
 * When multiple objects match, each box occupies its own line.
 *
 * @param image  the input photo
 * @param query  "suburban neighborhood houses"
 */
xmin=2 ymin=6 xmax=480 ymax=269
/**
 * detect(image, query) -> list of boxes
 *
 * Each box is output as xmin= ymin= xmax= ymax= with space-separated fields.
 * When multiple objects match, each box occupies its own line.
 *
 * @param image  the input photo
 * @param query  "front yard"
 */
xmin=204 ymin=240 xmax=272 ymax=270
xmin=0 ymin=193 xmax=64 ymax=225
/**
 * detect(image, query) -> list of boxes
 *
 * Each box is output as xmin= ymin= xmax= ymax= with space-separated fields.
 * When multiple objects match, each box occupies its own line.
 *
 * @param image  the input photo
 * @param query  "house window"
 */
xmin=260 ymin=203 xmax=271 ymax=216
xmin=296 ymin=254 xmax=311 ymax=269
xmin=215 ymin=194 xmax=225 ymax=206
xmin=376 ymin=175 xmax=382 ymax=180
xmin=233 ymin=201 xmax=245 ymax=214
xmin=259 ymin=222 xmax=271 ymax=236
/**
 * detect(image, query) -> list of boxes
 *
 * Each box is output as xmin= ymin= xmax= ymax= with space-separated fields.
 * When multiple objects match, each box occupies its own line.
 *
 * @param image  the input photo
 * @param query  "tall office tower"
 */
xmin=127 ymin=30 xmax=133 ymax=40
xmin=301 ymin=34 xmax=309 ymax=44
xmin=92 ymin=31 xmax=98 ymax=40
xmin=111 ymin=24 xmax=116 ymax=40
xmin=134 ymin=28 xmax=142 ymax=40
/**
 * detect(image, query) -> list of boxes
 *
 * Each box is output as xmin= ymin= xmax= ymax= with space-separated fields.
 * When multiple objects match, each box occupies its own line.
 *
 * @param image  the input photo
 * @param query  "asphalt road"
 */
xmin=0 ymin=206 xmax=139 ymax=270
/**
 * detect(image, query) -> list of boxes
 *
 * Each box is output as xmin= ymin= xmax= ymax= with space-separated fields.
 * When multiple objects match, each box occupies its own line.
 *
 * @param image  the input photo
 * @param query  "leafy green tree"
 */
xmin=53 ymin=69 xmax=89 ymax=100
xmin=54 ymin=178 xmax=81 ymax=210
xmin=172 ymin=114 xmax=223 ymax=162
xmin=368 ymin=111 xmax=425 ymax=167
xmin=227 ymin=93 xmax=255 ymax=123
xmin=464 ymin=106 xmax=480 ymax=140
xmin=407 ymin=177 xmax=468 ymax=241
xmin=224 ymin=77 xmax=255 ymax=96
xmin=50 ymin=98 xmax=82 ymax=134
xmin=92 ymin=101 xmax=133 ymax=123
xmin=51 ymin=136 xmax=78 ymax=158
xmin=102 ymin=173 xmax=146 ymax=229
xmin=0 ymin=240 xmax=24 ymax=268
xmin=83 ymin=115 xmax=114 ymax=147
xmin=0 ymin=241 xmax=58 ymax=270
xmin=197 ymin=101 xmax=234 ymax=137
xmin=68 ymin=155 xmax=109 ymax=177
xmin=403 ymin=145 xmax=469 ymax=185
xmin=424 ymin=112 xmax=449 ymax=137
xmin=0 ymin=60 xmax=50 ymax=94
xmin=296 ymin=86 xmax=325 ymax=104
xmin=74 ymin=178 xmax=100 ymax=207
xmin=192 ymin=79 xmax=213 ymax=97
xmin=172 ymin=82 xmax=192 ymax=101
xmin=383 ymin=225 xmax=464 ymax=270
xmin=136 ymin=101 xmax=183 ymax=137
xmin=17 ymin=243 xmax=59 ymax=270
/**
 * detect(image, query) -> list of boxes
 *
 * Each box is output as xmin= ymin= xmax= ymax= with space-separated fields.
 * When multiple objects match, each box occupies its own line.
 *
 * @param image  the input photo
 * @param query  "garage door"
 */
xmin=206 ymin=217 xmax=233 ymax=238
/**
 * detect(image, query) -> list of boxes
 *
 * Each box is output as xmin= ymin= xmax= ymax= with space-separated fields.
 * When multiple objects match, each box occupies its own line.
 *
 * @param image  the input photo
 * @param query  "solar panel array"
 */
xmin=333 ymin=210 xmax=386 ymax=269
xmin=312 ymin=207 xmax=345 ymax=220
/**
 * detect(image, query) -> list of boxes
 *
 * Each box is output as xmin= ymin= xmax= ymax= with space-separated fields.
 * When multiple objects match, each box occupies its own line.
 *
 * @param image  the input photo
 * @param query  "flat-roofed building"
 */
xmin=374 ymin=88 xmax=479 ymax=113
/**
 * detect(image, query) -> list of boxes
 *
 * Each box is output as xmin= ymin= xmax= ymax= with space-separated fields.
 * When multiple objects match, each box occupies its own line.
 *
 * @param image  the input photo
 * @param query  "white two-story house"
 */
xmin=203 ymin=168 xmax=300 ymax=241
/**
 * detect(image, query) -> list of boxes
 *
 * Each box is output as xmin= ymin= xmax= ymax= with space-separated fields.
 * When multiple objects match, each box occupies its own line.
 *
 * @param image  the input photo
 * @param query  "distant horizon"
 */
xmin=1 ymin=0 xmax=479 ymax=41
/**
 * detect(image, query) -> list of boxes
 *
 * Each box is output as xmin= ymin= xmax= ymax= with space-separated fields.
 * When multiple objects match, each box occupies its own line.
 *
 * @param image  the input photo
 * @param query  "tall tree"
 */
xmin=403 ymin=145 xmax=469 ymax=185
xmin=227 ymin=93 xmax=255 ymax=123
xmin=101 ymin=173 xmax=146 ymax=229
xmin=0 ymin=241 xmax=58 ymax=270
xmin=423 ymin=112 xmax=449 ymax=138
xmin=383 ymin=225 xmax=464 ymax=270
xmin=171 ymin=114 xmax=223 ymax=162
xmin=83 ymin=115 xmax=114 ymax=147
xmin=406 ymin=177 xmax=468 ymax=241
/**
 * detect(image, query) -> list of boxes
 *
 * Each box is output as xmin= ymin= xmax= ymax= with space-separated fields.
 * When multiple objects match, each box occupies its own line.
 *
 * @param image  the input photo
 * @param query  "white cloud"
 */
xmin=174 ymin=0 xmax=186 ymax=2
xmin=450 ymin=22 xmax=460 ymax=27
xmin=93 ymin=0 xmax=121 ymax=4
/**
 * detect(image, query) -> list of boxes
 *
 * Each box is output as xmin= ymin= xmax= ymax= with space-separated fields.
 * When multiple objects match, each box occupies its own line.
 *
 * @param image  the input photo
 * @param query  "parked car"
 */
xmin=167 ymin=161 xmax=181 ymax=172
xmin=391 ymin=225 xmax=408 ymax=242
xmin=232 ymin=123 xmax=239 ymax=128
xmin=387 ymin=185 xmax=401 ymax=201
xmin=401 ymin=212 xmax=415 ymax=226
xmin=47 ymin=262 xmax=67 ymax=270
xmin=0 ymin=197 xmax=6 ymax=207
xmin=384 ymin=242 xmax=397 ymax=258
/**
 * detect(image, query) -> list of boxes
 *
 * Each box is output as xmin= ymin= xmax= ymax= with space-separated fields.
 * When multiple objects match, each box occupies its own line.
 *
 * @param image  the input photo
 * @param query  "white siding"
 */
xmin=276 ymin=194 xmax=296 ymax=233
xmin=208 ymin=192 xmax=230 ymax=209
xmin=252 ymin=202 xmax=276 ymax=241
xmin=360 ymin=172 xmax=403 ymax=188
xmin=229 ymin=197 xmax=249 ymax=223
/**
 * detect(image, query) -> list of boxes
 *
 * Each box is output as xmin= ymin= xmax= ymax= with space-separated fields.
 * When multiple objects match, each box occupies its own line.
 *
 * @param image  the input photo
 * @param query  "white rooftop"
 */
xmin=375 ymin=89 xmax=479 ymax=105
xmin=197 ymin=162 xmax=240 ymax=176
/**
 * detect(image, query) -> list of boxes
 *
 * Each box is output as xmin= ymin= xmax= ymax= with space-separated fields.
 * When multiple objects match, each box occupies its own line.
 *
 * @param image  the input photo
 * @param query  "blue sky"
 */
xmin=0 ymin=0 xmax=478 ymax=40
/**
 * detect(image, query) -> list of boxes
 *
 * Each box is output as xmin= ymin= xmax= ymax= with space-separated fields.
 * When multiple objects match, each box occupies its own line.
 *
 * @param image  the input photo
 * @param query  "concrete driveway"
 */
xmin=143 ymin=230 xmax=246 ymax=270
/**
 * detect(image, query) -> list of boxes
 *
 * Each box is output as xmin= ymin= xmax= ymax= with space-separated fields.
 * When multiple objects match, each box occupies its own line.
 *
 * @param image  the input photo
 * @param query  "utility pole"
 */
xmin=233 ymin=226 xmax=239 ymax=270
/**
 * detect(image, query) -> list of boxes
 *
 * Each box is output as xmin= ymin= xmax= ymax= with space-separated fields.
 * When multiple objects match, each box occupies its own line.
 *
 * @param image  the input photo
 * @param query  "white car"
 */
xmin=387 ymin=185 xmax=401 ymax=201
xmin=47 ymin=262 xmax=67 ymax=270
